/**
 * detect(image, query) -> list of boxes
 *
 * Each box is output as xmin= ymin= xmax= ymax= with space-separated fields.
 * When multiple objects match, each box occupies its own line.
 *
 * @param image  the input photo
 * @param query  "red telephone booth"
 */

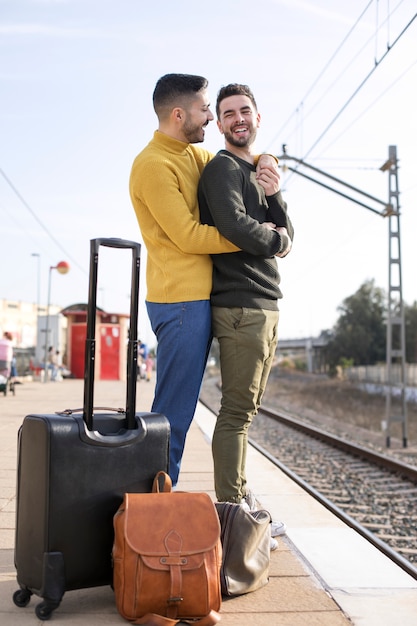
xmin=62 ymin=305 xmax=129 ymax=380
xmin=70 ymin=323 xmax=87 ymax=379
xmin=100 ymin=325 xmax=120 ymax=380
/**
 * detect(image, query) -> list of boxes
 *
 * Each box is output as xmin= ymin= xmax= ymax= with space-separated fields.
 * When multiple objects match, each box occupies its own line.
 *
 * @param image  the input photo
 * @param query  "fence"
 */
xmin=345 ymin=364 xmax=417 ymax=386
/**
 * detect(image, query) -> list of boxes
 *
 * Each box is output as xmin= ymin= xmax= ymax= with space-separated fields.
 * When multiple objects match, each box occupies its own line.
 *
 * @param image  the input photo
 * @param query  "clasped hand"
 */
xmin=262 ymin=222 xmax=292 ymax=258
xmin=255 ymin=155 xmax=280 ymax=196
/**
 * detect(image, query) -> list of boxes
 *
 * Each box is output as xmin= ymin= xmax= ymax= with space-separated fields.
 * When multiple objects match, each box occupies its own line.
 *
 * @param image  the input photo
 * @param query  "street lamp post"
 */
xmin=31 ymin=253 xmax=41 ymax=313
xmin=31 ymin=253 xmax=41 ymax=362
xmin=43 ymin=261 xmax=70 ymax=382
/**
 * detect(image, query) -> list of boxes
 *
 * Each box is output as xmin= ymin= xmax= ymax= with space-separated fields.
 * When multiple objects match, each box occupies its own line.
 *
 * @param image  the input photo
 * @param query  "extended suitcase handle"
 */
xmin=83 ymin=238 xmax=141 ymax=431
xmin=91 ymin=237 xmax=142 ymax=252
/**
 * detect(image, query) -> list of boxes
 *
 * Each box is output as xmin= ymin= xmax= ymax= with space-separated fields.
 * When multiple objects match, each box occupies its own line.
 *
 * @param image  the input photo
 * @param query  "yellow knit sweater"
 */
xmin=129 ymin=131 xmax=238 ymax=303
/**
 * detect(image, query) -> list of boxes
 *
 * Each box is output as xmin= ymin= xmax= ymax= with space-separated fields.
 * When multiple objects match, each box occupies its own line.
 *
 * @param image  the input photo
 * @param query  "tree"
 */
xmin=325 ymin=279 xmax=386 ymax=372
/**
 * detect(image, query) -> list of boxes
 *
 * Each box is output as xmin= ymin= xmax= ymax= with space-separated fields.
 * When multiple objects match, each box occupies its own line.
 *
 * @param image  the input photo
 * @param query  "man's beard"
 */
xmin=182 ymin=117 xmax=206 ymax=144
xmin=223 ymin=127 xmax=256 ymax=148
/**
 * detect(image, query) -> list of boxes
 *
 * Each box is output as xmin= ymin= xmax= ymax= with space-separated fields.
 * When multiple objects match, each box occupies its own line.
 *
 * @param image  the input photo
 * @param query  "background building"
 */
xmin=0 ymin=298 xmax=129 ymax=381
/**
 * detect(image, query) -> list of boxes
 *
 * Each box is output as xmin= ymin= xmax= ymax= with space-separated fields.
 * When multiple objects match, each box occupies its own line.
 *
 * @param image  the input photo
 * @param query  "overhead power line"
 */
xmin=267 ymin=2 xmax=416 ymax=164
xmin=0 ymin=167 xmax=86 ymax=273
xmin=265 ymin=0 xmax=374 ymax=152
xmin=300 ymin=11 xmax=417 ymax=163
xmin=316 ymin=57 xmax=417 ymax=158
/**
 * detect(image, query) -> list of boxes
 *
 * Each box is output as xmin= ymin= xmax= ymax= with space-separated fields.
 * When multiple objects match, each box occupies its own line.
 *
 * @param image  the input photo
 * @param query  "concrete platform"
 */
xmin=0 ymin=378 xmax=416 ymax=625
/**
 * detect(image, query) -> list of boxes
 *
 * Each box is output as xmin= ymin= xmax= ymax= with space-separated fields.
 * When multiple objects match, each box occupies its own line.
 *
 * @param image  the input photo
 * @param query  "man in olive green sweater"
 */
xmin=198 ymin=84 xmax=293 ymax=536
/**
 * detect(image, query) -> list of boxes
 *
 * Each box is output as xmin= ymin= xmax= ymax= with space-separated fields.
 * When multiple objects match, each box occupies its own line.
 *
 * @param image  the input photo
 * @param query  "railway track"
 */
xmin=200 ymin=377 xmax=417 ymax=580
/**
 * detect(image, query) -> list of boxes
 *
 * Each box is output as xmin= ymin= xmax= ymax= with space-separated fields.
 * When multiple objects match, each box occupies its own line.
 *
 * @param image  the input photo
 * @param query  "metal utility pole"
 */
xmin=279 ymin=145 xmax=407 ymax=447
xmin=381 ymin=146 xmax=407 ymax=447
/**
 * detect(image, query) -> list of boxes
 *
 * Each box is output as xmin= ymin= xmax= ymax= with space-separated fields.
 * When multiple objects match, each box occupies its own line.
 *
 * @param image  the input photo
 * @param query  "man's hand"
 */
xmin=256 ymin=155 xmax=280 ymax=196
xmin=275 ymin=226 xmax=292 ymax=258
xmin=261 ymin=222 xmax=292 ymax=257
xmin=257 ymin=154 xmax=279 ymax=171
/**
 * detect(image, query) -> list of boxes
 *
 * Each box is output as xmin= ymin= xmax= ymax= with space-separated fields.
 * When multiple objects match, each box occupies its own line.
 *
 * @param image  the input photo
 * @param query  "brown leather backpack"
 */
xmin=112 ymin=472 xmax=222 ymax=625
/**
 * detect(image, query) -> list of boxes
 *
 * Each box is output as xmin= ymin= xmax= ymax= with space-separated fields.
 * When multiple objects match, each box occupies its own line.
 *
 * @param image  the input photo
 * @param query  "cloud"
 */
xmin=264 ymin=0 xmax=372 ymax=29
xmin=0 ymin=22 xmax=111 ymax=39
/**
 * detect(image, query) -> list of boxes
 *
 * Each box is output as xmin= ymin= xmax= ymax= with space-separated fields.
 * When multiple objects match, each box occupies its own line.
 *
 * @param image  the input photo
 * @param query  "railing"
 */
xmin=344 ymin=364 xmax=417 ymax=402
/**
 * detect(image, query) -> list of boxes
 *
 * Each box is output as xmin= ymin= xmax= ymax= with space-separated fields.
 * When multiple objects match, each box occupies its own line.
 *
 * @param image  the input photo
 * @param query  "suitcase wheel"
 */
xmin=35 ymin=600 xmax=59 ymax=621
xmin=13 ymin=588 xmax=32 ymax=608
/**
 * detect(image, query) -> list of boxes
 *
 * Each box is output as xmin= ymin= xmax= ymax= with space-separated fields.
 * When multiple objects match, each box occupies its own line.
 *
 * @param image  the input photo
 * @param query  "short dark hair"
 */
xmin=216 ymin=83 xmax=258 ymax=119
xmin=153 ymin=73 xmax=209 ymax=119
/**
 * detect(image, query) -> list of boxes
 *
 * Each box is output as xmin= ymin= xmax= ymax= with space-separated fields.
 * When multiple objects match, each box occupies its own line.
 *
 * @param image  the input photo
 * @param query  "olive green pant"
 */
xmin=211 ymin=306 xmax=279 ymax=503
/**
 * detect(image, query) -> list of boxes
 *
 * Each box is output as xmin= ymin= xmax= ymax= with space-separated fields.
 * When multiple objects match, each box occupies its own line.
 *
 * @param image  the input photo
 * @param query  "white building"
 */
xmin=0 ymin=299 xmax=67 ymax=364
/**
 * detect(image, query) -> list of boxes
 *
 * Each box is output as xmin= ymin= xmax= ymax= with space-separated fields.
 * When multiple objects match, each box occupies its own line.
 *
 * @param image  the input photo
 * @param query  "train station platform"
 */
xmin=1 ymin=378 xmax=416 ymax=625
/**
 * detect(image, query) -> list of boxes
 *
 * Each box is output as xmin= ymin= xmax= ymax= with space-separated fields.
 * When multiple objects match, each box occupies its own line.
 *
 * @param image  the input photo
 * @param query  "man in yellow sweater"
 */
xmin=129 ymin=73 xmax=277 ymax=485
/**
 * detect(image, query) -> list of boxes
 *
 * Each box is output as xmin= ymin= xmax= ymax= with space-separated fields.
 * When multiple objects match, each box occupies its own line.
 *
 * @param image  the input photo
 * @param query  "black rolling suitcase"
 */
xmin=13 ymin=238 xmax=170 ymax=621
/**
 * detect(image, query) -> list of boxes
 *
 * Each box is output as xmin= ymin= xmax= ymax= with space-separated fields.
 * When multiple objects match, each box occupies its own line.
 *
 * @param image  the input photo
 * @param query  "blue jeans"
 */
xmin=146 ymin=301 xmax=212 ymax=485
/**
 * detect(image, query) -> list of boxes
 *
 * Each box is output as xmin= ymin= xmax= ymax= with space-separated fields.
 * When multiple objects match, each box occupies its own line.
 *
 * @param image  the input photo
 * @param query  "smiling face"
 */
xmin=180 ymin=88 xmax=214 ymax=144
xmin=217 ymin=94 xmax=260 ymax=150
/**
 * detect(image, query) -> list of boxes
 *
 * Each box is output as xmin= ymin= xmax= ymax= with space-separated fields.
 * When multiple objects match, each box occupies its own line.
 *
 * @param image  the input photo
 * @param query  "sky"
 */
xmin=1 ymin=0 xmax=417 ymax=347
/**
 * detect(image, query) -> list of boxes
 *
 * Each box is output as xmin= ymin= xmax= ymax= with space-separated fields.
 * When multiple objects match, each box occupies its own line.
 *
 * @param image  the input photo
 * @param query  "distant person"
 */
xmin=10 ymin=355 xmax=17 ymax=380
xmin=138 ymin=340 xmax=147 ymax=380
xmin=0 ymin=332 xmax=13 ymax=377
xmin=129 ymin=73 xmax=279 ymax=485
xmin=47 ymin=346 xmax=58 ymax=381
xmin=145 ymin=354 xmax=154 ymax=382
xmin=55 ymin=350 xmax=63 ymax=381
xmin=198 ymin=83 xmax=293 ymax=542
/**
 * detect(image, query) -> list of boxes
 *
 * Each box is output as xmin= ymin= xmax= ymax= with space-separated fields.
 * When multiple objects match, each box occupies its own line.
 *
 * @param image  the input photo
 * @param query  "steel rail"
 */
xmin=252 ymin=405 xmax=417 ymax=580
xmin=249 ymin=431 xmax=417 ymax=580
xmin=260 ymin=405 xmax=417 ymax=482
xmin=199 ymin=395 xmax=417 ymax=580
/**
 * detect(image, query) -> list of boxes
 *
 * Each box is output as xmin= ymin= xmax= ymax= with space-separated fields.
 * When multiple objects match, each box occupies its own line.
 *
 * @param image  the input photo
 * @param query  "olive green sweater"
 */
xmin=129 ymin=132 xmax=238 ymax=303
xmin=198 ymin=150 xmax=294 ymax=310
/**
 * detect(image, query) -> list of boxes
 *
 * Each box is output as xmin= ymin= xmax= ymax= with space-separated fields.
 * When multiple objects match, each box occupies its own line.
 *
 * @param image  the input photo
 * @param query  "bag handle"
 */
xmin=152 ymin=471 xmax=172 ymax=493
xmin=56 ymin=406 xmax=124 ymax=416
xmin=133 ymin=610 xmax=221 ymax=625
